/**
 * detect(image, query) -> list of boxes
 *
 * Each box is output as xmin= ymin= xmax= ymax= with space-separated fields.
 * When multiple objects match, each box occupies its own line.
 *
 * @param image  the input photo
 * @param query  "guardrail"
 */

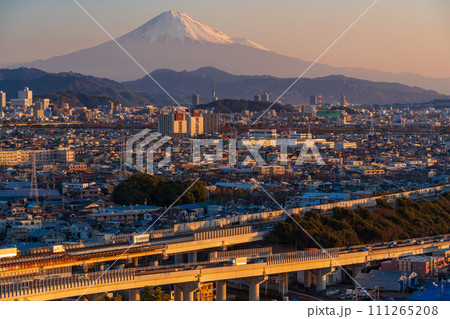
xmin=0 ymin=268 xmax=135 ymax=300
xmin=4 ymin=185 xmax=448 ymax=275
xmin=193 ymin=226 xmax=253 ymax=241
xmin=268 ymin=250 xmax=340 ymax=265
xmin=209 ymin=247 xmax=272 ymax=262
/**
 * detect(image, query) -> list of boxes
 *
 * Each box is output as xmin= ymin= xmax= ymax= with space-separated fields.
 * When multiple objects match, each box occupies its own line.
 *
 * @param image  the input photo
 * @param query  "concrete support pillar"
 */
xmin=279 ymin=273 xmax=288 ymax=295
xmin=129 ymin=288 xmax=140 ymax=301
xmin=296 ymin=271 xmax=304 ymax=284
xmin=244 ymin=276 xmax=267 ymax=301
xmin=188 ymin=251 xmax=197 ymax=263
xmin=179 ymin=282 xmax=201 ymax=301
xmin=304 ymin=270 xmax=313 ymax=288
xmin=216 ymin=280 xmax=226 ymax=301
xmin=317 ymin=269 xmax=328 ymax=292
xmin=97 ymin=264 xmax=104 ymax=271
xmin=210 ymin=251 xmax=218 ymax=261
xmin=174 ymin=284 xmax=184 ymax=301
xmin=115 ymin=263 xmax=125 ymax=270
xmin=352 ymin=265 xmax=365 ymax=278
xmin=149 ymin=260 xmax=159 ymax=267
xmin=315 ymin=267 xmax=334 ymax=292
xmin=174 ymin=254 xmax=183 ymax=265
xmin=133 ymin=258 xmax=139 ymax=267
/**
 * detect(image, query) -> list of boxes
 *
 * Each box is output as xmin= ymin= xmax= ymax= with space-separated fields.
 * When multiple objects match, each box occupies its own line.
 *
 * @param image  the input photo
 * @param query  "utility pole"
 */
xmin=30 ymin=148 xmax=39 ymax=206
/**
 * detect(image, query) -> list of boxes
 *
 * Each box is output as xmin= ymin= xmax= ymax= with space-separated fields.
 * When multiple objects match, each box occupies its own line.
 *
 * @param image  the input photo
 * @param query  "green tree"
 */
xmin=112 ymin=173 xmax=206 ymax=206
xmin=142 ymin=286 xmax=170 ymax=301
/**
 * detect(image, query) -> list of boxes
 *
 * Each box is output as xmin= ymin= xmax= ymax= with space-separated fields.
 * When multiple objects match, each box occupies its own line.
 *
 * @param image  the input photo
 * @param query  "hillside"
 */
xmin=198 ymin=99 xmax=294 ymax=113
xmin=0 ymin=67 xmax=448 ymax=107
xmin=125 ymin=67 xmax=449 ymax=105
xmin=266 ymin=192 xmax=450 ymax=249
xmin=0 ymin=68 xmax=185 ymax=106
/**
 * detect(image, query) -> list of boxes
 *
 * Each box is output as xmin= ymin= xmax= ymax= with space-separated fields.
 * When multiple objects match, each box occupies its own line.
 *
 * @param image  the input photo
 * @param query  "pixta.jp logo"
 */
xmin=127 ymin=130 xmax=325 ymax=174
xmin=126 ymin=129 xmax=172 ymax=174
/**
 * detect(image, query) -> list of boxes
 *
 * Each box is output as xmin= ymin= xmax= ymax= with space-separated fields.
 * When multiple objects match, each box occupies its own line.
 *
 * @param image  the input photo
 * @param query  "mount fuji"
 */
xmin=22 ymin=10 xmax=450 ymax=94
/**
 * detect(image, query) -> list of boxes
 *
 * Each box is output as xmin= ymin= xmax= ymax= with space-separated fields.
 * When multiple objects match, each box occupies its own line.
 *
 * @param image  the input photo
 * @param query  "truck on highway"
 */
xmin=129 ymin=234 xmax=150 ymax=244
xmin=227 ymin=257 xmax=247 ymax=266
xmin=0 ymin=247 xmax=18 ymax=259
xmin=51 ymin=245 xmax=66 ymax=253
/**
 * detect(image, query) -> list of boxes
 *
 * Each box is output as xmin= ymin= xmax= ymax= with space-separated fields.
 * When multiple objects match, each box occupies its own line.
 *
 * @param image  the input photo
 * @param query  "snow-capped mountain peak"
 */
xmin=118 ymin=10 xmax=270 ymax=50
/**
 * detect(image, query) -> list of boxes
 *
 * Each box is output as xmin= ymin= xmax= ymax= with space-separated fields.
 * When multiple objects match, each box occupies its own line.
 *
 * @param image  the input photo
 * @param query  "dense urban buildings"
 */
xmin=1 ymin=6 xmax=449 ymax=310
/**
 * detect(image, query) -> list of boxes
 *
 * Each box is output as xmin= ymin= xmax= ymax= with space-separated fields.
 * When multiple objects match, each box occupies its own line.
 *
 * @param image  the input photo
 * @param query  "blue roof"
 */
xmin=106 ymin=205 xmax=160 ymax=211
xmin=215 ymin=182 xmax=256 ymax=190
xmin=176 ymin=203 xmax=204 ymax=210
xmin=409 ymin=281 xmax=450 ymax=301
xmin=0 ymin=189 xmax=61 ymax=199
xmin=29 ymin=229 xmax=52 ymax=238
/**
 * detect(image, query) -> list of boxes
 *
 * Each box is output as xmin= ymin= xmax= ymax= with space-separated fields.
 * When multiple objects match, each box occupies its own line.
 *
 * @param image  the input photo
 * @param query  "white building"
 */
xmin=0 ymin=91 xmax=5 ymax=107
xmin=0 ymin=148 xmax=75 ymax=166
xmin=11 ymin=87 xmax=33 ymax=107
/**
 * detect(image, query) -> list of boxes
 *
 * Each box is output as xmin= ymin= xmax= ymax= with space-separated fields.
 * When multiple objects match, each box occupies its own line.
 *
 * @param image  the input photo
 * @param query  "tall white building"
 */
xmin=0 ymin=91 xmax=6 ymax=108
xmin=340 ymin=94 xmax=347 ymax=107
xmin=11 ymin=87 xmax=33 ymax=107
xmin=18 ymin=87 xmax=33 ymax=100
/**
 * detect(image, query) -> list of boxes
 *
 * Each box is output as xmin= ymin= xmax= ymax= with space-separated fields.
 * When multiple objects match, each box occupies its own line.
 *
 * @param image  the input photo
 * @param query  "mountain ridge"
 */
xmin=0 ymin=67 xmax=447 ymax=106
xmin=13 ymin=10 xmax=450 ymax=94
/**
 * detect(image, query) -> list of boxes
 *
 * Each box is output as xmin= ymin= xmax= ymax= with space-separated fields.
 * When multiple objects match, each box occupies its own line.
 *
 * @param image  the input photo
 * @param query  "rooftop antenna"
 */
xmin=211 ymin=81 xmax=216 ymax=102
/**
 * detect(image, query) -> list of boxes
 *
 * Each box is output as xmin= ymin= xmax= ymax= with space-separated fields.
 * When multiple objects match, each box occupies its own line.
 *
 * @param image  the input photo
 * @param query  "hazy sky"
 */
xmin=1 ymin=0 xmax=449 ymax=78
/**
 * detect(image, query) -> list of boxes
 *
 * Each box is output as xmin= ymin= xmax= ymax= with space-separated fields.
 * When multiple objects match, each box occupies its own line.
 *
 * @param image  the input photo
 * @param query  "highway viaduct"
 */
xmin=1 ymin=237 xmax=449 ymax=301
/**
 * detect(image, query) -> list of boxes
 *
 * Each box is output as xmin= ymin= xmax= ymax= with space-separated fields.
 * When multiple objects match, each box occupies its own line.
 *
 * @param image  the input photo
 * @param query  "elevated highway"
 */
xmin=1 ymin=235 xmax=449 ymax=301
xmin=0 ymin=226 xmax=266 ymax=277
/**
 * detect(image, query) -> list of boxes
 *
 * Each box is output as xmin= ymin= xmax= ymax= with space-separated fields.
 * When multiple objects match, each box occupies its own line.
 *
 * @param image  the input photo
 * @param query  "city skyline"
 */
xmin=1 ymin=0 xmax=450 ymax=79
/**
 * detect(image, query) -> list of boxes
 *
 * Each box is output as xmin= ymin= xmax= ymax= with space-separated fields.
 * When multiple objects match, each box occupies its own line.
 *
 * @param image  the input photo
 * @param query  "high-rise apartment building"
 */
xmin=203 ymin=112 xmax=220 ymax=134
xmin=340 ymin=94 xmax=347 ymax=107
xmin=310 ymin=95 xmax=322 ymax=106
xmin=0 ymin=91 xmax=6 ymax=108
xmin=188 ymin=110 xmax=204 ymax=136
xmin=192 ymin=93 xmax=200 ymax=107
xmin=158 ymin=113 xmax=175 ymax=136
xmin=11 ymin=87 xmax=33 ymax=107
xmin=158 ymin=109 xmax=204 ymax=137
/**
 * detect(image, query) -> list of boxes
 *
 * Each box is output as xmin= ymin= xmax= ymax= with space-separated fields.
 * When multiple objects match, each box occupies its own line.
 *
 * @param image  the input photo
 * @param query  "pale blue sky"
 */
xmin=1 ymin=0 xmax=449 ymax=77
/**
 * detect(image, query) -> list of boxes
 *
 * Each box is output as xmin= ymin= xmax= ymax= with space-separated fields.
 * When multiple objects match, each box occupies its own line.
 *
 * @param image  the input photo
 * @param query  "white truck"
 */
xmin=129 ymin=234 xmax=150 ymax=244
xmin=227 ymin=257 xmax=247 ymax=266
xmin=0 ymin=247 xmax=18 ymax=259
xmin=51 ymin=245 xmax=66 ymax=253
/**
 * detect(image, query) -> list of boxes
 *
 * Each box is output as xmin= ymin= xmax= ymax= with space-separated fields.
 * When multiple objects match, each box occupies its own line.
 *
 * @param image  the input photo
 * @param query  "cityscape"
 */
xmin=0 ymin=1 xmax=449 ymax=316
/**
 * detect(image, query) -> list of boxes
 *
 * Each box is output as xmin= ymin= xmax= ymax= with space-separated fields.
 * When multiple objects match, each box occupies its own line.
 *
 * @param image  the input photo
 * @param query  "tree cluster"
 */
xmin=112 ymin=173 xmax=206 ymax=206
xmin=266 ymin=192 xmax=450 ymax=249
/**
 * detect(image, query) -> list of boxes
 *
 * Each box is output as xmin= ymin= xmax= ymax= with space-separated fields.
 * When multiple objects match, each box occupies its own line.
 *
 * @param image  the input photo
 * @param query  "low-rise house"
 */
xmin=355 ymin=270 xmax=418 ymax=292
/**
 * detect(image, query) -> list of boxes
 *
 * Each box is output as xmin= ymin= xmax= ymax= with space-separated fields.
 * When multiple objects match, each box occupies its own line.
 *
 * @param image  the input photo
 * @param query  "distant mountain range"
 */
xmin=0 ymin=68 xmax=184 ymax=106
xmin=0 ymin=66 xmax=448 ymax=108
xmin=11 ymin=10 xmax=450 ymax=95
